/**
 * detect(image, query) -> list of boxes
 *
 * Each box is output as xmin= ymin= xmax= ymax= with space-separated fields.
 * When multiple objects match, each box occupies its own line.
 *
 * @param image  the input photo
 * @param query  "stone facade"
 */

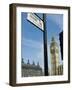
xmin=58 ymin=64 xmax=63 ymax=75
xmin=21 ymin=59 xmax=43 ymax=77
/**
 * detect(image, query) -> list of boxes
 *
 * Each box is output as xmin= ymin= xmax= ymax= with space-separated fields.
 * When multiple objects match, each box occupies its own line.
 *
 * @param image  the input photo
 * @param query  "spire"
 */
xmin=51 ymin=37 xmax=55 ymax=42
xmin=22 ymin=58 xmax=24 ymax=63
xmin=37 ymin=62 xmax=40 ymax=67
xmin=27 ymin=59 xmax=30 ymax=64
xmin=32 ymin=61 xmax=35 ymax=65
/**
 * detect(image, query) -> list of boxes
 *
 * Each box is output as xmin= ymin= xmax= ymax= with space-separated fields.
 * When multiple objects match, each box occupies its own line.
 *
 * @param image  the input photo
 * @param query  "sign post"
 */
xmin=43 ymin=14 xmax=48 ymax=76
xmin=27 ymin=13 xmax=48 ymax=76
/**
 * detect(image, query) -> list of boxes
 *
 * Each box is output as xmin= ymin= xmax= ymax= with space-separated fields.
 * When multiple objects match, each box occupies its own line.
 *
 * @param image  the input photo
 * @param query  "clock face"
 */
xmin=51 ymin=46 xmax=59 ymax=54
xmin=51 ymin=47 xmax=55 ymax=54
xmin=51 ymin=47 xmax=54 ymax=50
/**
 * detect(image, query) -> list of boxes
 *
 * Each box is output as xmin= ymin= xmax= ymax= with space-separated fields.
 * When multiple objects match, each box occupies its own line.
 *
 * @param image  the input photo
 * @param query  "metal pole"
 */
xmin=43 ymin=14 xmax=49 ymax=76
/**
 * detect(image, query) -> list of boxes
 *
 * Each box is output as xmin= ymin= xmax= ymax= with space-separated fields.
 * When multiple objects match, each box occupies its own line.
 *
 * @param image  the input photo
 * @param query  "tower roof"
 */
xmin=50 ymin=37 xmax=58 ymax=48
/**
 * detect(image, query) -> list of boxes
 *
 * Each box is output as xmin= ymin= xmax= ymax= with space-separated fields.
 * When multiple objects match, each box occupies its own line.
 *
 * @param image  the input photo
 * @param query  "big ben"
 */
xmin=50 ymin=37 xmax=59 ymax=75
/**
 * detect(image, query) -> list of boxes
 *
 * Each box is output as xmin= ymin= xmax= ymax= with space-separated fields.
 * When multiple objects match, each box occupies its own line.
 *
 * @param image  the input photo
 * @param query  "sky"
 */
xmin=21 ymin=12 xmax=63 ymax=73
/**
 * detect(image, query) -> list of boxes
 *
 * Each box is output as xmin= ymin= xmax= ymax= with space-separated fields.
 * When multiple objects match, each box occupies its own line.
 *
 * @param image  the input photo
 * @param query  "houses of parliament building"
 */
xmin=21 ymin=59 xmax=43 ymax=77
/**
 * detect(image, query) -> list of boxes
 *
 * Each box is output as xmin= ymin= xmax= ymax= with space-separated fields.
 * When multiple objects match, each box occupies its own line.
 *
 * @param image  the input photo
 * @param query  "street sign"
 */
xmin=27 ymin=13 xmax=44 ymax=31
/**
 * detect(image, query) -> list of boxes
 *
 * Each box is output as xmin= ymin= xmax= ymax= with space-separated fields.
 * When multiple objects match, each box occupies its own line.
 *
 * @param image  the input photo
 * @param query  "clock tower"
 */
xmin=50 ymin=37 xmax=59 ymax=75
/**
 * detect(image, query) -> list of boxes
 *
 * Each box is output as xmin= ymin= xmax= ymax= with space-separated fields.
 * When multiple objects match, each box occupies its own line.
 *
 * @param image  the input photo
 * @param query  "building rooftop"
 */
xmin=22 ymin=59 xmax=42 ymax=70
xmin=22 ymin=63 xmax=42 ymax=70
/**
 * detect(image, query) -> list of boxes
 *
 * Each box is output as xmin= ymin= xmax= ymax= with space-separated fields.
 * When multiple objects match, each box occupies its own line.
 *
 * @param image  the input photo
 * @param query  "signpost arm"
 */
xmin=43 ymin=14 xmax=49 ymax=76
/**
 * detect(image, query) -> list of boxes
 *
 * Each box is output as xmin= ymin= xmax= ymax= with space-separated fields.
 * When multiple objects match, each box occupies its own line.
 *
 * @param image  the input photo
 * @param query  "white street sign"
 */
xmin=27 ymin=13 xmax=44 ymax=31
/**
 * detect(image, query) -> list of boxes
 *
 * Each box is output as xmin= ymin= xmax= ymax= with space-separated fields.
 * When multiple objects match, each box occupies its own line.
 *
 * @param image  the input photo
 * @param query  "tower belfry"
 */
xmin=50 ymin=37 xmax=59 ymax=75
